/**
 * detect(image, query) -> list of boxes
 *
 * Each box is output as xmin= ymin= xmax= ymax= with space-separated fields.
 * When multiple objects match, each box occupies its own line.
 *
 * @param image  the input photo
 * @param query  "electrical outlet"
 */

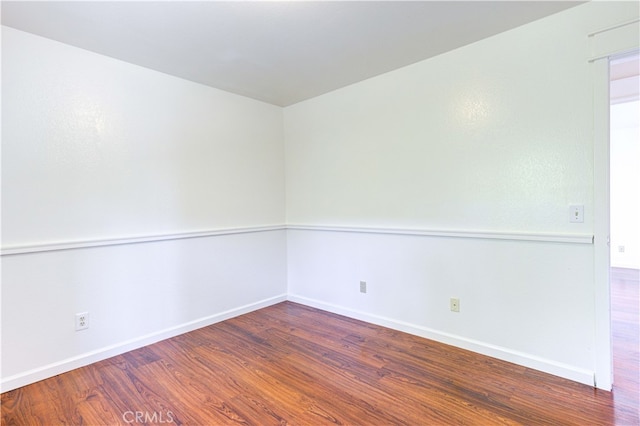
xmin=75 ymin=312 xmax=89 ymax=331
xmin=360 ymin=281 xmax=367 ymax=293
xmin=450 ymin=298 xmax=460 ymax=313
xmin=618 ymin=245 xmax=625 ymax=253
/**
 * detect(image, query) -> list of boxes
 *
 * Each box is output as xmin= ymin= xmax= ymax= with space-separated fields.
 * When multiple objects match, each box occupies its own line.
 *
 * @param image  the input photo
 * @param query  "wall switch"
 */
xmin=360 ymin=281 xmax=367 ymax=293
xmin=450 ymin=298 xmax=460 ymax=312
xmin=569 ymin=205 xmax=584 ymax=223
xmin=75 ymin=312 xmax=89 ymax=331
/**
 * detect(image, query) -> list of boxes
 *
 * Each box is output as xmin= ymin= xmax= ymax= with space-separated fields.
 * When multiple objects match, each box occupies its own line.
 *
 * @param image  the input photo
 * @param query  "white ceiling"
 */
xmin=1 ymin=1 xmax=584 ymax=106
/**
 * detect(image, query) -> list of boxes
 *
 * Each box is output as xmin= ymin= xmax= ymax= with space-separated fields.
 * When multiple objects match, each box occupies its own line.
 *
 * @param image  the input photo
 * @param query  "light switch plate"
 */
xmin=569 ymin=205 xmax=584 ymax=223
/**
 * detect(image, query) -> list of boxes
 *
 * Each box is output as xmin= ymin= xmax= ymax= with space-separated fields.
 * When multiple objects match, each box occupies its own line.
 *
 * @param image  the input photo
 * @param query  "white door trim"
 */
xmin=592 ymin=56 xmax=612 ymax=390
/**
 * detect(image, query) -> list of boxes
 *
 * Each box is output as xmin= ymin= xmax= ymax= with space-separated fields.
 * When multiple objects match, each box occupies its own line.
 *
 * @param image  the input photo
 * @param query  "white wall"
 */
xmin=2 ymin=27 xmax=285 ymax=247
xmin=284 ymin=2 xmax=639 ymax=387
xmin=1 ymin=231 xmax=287 ymax=389
xmin=610 ymin=100 xmax=640 ymax=269
xmin=2 ymin=1 xmax=638 ymax=393
xmin=1 ymin=27 xmax=287 ymax=391
xmin=287 ymin=230 xmax=594 ymax=383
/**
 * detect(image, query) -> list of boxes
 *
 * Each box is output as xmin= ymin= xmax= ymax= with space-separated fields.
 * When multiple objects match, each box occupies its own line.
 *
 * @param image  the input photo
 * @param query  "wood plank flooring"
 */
xmin=611 ymin=267 xmax=640 ymax=424
xmin=2 ymin=271 xmax=638 ymax=425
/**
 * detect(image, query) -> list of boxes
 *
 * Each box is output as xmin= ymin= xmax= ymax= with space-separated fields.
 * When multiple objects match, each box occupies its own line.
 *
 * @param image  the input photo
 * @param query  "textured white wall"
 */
xmin=2 ymin=231 xmax=288 ymax=389
xmin=287 ymin=230 xmax=595 ymax=383
xmin=1 ymin=27 xmax=287 ymax=391
xmin=610 ymin=100 xmax=640 ymax=269
xmin=2 ymin=1 xmax=638 ymax=392
xmin=284 ymin=10 xmax=599 ymax=233
xmin=2 ymin=27 xmax=285 ymax=248
xmin=284 ymin=2 xmax=638 ymax=387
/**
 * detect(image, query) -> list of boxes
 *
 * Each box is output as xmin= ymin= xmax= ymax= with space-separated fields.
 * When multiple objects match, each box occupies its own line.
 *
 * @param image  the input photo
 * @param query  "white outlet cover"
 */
xmin=75 ymin=312 xmax=89 ymax=331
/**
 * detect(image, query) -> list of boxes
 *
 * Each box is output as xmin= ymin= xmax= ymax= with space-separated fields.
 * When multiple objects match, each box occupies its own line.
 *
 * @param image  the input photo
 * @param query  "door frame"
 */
xmin=593 ymin=56 xmax=612 ymax=390
xmin=593 ymin=48 xmax=639 ymax=390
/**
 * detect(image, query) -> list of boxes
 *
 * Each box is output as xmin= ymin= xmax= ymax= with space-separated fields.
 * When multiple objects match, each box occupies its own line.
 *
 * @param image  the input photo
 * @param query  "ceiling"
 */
xmin=1 ymin=1 xmax=584 ymax=107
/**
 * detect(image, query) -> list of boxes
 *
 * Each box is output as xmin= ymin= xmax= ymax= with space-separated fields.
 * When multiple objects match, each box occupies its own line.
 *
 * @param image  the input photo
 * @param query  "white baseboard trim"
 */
xmin=287 ymin=294 xmax=595 ymax=387
xmin=0 ymin=294 xmax=287 ymax=393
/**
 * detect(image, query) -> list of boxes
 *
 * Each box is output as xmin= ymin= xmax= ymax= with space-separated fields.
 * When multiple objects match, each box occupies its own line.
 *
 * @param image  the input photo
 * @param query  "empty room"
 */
xmin=1 ymin=1 xmax=639 ymax=425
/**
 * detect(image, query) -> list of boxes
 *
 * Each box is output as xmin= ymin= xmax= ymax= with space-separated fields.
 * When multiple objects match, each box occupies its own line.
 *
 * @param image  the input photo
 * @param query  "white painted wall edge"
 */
xmin=0 ymin=294 xmax=288 ymax=393
xmin=287 ymin=224 xmax=594 ymax=245
xmin=287 ymin=294 xmax=595 ymax=387
xmin=1 ymin=224 xmax=593 ymax=256
xmin=0 ymin=225 xmax=287 ymax=256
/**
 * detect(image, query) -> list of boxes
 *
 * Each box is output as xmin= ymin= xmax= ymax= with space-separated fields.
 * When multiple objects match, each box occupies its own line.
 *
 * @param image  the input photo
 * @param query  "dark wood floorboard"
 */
xmin=2 ymin=270 xmax=638 ymax=425
xmin=611 ymin=267 xmax=640 ymax=424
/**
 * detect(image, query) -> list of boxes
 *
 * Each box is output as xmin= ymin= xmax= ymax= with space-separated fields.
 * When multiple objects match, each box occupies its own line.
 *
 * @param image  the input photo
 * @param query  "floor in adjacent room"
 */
xmin=611 ymin=267 xmax=640 ymax=424
xmin=2 ymin=269 xmax=638 ymax=425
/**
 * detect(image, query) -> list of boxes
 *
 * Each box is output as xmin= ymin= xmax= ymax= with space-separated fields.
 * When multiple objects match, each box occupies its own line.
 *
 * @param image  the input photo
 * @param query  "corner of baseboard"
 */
xmin=1 ymin=294 xmax=287 ymax=393
xmin=287 ymin=294 xmax=595 ymax=387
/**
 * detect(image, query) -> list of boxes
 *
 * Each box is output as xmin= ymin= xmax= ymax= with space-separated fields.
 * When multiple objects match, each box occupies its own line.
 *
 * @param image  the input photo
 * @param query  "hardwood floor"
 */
xmin=2 ymin=272 xmax=638 ymax=425
xmin=611 ymin=267 xmax=640 ymax=424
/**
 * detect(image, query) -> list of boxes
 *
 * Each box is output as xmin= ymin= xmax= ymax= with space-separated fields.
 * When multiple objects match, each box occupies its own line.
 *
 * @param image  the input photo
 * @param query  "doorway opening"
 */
xmin=609 ymin=52 xmax=639 ymax=399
